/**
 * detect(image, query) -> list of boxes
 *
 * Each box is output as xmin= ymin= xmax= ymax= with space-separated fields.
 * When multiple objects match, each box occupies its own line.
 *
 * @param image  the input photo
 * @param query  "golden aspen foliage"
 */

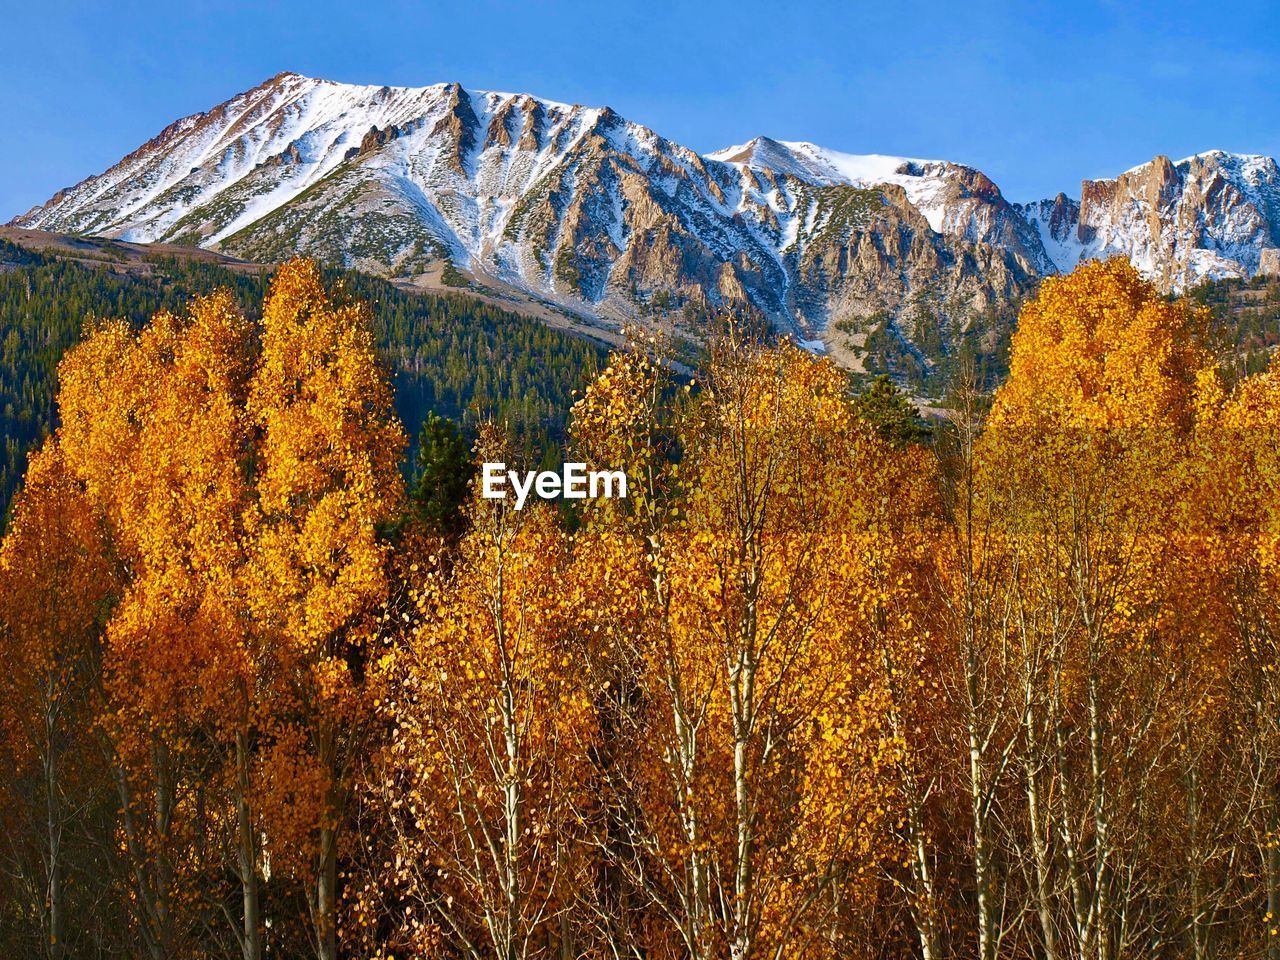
xmin=362 ymin=423 xmax=596 ymax=959
xmin=0 ymin=444 xmax=116 ymax=960
xmin=14 ymin=252 xmax=1280 ymax=959
xmin=671 ymin=341 xmax=910 ymax=958
xmin=565 ymin=337 xmax=925 ymax=959
xmin=240 ymin=260 xmax=405 ymax=960
xmin=569 ymin=326 xmax=677 ymax=533
xmin=969 ymin=257 xmax=1231 ymax=960
xmin=49 ymin=289 xmax=260 ymax=956
xmin=245 ymin=258 xmax=404 ymax=661
xmin=1201 ymin=353 xmax=1280 ymax=959
xmin=36 ymin=260 xmax=404 ymax=960
xmin=0 ymin=444 xmax=114 ymax=764
xmin=989 ymin=257 xmax=1214 ymax=432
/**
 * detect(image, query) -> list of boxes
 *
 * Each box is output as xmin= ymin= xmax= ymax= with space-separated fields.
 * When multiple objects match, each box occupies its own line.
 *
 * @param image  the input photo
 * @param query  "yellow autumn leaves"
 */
xmin=7 ymin=256 xmax=1280 ymax=959
xmin=1 ymin=260 xmax=404 ymax=960
xmin=350 ymin=332 xmax=936 ymax=959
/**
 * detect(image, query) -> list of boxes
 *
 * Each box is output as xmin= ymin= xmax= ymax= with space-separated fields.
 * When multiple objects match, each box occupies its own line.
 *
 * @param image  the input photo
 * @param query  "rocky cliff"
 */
xmin=1017 ymin=151 xmax=1280 ymax=290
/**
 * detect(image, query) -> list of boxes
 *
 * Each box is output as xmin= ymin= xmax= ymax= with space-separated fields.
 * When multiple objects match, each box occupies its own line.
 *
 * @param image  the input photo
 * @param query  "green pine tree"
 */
xmin=410 ymin=412 xmax=475 ymax=535
xmin=853 ymin=374 xmax=931 ymax=448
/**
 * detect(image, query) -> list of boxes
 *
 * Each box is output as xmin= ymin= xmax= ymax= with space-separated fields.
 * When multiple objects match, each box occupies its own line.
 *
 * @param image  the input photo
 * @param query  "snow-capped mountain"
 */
xmin=710 ymin=138 xmax=1055 ymax=274
xmin=1016 ymin=151 xmax=1280 ymax=289
xmin=9 ymin=73 xmax=1044 ymax=380
xmin=12 ymin=73 xmax=1280 ymax=385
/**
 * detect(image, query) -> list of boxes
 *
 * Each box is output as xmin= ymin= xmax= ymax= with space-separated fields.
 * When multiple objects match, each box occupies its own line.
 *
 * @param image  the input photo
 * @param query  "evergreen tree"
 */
xmin=410 ymin=412 xmax=475 ymax=536
xmin=853 ymin=374 xmax=931 ymax=447
xmin=0 ymin=244 xmax=605 ymax=522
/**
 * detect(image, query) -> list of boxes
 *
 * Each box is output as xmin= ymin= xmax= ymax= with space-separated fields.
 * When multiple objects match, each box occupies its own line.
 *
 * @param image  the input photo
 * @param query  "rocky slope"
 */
xmin=9 ymin=74 xmax=1046 ymax=384
xmin=13 ymin=73 xmax=1280 ymax=388
xmin=1016 ymin=151 xmax=1280 ymax=291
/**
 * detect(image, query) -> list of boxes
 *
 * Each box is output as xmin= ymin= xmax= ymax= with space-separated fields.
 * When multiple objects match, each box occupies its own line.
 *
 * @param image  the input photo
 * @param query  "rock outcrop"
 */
xmin=1019 ymin=151 xmax=1280 ymax=290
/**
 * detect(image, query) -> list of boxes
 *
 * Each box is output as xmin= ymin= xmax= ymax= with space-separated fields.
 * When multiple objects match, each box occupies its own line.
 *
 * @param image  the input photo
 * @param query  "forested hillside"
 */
xmin=1190 ymin=271 xmax=1280 ymax=378
xmin=0 ymin=240 xmax=605 ymax=516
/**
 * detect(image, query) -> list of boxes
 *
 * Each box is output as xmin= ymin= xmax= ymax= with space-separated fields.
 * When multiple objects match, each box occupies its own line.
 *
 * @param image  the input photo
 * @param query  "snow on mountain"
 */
xmin=14 ymin=73 xmax=1050 ymax=384
xmin=716 ymin=140 xmax=1280 ymax=294
xmin=713 ymin=140 xmax=962 ymax=233
xmin=1014 ymin=193 xmax=1085 ymax=274
xmin=709 ymin=137 xmax=1056 ymax=275
xmin=13 ymin=72 xmax=1280 ymax=386
xmin=18 ymin=73 xmax=627 ymax=261
xmin=1017 ymin=151 xmax=1280 ymax=291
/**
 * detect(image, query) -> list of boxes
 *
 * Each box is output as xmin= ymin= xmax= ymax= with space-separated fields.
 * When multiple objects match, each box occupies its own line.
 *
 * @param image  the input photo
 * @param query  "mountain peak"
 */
xmin=708 ymin=137 xmax=938 ymax=185
xmin=1178 ymin=148 xmax=1274 ymax=166
xmin=11 ymin=72 xmax=1280 ymax=370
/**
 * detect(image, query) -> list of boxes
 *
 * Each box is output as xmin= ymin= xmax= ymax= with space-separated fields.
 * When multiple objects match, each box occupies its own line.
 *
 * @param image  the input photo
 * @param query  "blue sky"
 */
xmin=3 ymin=0 xmax=1278 ymax=218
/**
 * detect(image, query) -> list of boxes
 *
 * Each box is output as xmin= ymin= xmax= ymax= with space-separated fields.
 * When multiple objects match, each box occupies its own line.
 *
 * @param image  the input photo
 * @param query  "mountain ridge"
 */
xmin=13 ymin=72 xmax=1280 ymax=389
